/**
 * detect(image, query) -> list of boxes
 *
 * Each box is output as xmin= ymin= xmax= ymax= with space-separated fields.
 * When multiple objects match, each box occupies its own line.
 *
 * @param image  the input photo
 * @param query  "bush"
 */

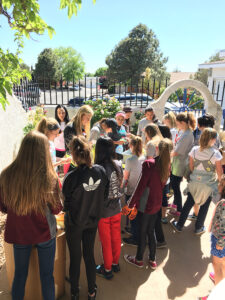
xmin=131 ymin=111 xmax=145 ymax=135
xmin=23 ymin=105 xmax=47 ymax=135
xmin=84 ymin=97 xmax=122 ymax=126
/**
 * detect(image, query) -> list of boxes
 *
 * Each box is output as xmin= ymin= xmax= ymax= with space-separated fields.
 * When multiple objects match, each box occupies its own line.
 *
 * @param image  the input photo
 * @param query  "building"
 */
xmin=198 ymin=50 xmax=225 ymax=110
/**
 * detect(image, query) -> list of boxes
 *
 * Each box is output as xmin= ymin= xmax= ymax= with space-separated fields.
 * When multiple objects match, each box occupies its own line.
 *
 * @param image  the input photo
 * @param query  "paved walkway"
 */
xmin=0 ymin=181 xmax=215 ymax=300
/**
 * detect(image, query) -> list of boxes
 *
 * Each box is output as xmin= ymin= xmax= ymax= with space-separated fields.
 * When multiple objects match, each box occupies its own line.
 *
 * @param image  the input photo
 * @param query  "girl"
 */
xmin=162 ymin=111 xmax=178 ymax=145
xmin=64 ymin=105 xmax=94 ymax=152
xmin=123 ymin=139 xmax=172 ymax=269
xmin=144 ymin=123 xmax=162 ymax=159
xmin=209 ymin=175 xmax=225 ymax=285
xmin=62 ymin=136 xmax=109 ymax=300
xmin=54 ymin=105 xmax=70 ymax=158
xmin=122 ymin=136 xmax=145 ymax=246
xmin=137 ymin=106 xmax=159 ymax=143
xmin=37 ymin=117 xmax=70 ymax=169
xmin=95 ymin=137 xmax=123 ymax=279
xmin=115 ymin=111 xmax=128 ymax=159
xmin=0 ymin=131 xmax=63 ymax=300
xmin=171 ymin=128 xmax=223 ymax=235
xmin=169 ymin=112 xmax=196 ymax=216
xmin=89 ymin=118 xmax=108 ymax=144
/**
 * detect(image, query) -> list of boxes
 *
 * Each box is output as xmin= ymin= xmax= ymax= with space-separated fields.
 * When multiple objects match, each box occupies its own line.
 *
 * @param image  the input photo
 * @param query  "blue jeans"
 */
xmin=12 ymin=238 xmax=56 ymax=300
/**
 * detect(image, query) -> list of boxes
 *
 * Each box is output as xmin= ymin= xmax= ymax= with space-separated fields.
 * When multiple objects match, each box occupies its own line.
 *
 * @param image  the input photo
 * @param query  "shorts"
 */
xmin=211 ymin=234 xmax=225 ymax=258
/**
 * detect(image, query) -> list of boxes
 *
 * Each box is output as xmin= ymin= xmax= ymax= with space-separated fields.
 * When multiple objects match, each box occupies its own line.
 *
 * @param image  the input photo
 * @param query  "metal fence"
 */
xmin=13 ymin=75 xmax=169 ymax=110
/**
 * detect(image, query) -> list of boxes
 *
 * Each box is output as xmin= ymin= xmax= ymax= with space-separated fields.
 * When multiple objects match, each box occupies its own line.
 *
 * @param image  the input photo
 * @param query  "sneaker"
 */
xmin=195 ymin=226 xmax=206 ymax=235
xmin=149 ymin=260 xmax=157 ymax=270
xmin=156 ymin=241 xmax=167 ymax=249
xmin=161 ymin=217 xmax=168 ymax=224
xmin=88 ymin=286 xmax=97 ymax=300
xmin=124 ymin=226 xmax=132 ymax=235
xmin=124 ymin=255 xmax=143 ymax=268
xmin=112 ymin=264 xmax=120 ymax=273
xmin=168 ymin=210 xmax=181 ymax=217
xmin=209 ymin=272 xmax=215 ymax=283
xmin=96 ymin=265 xmax=113 ymax=280
xmin=187 ymin=214 xmax=197 ymax=221
xmin=170 ymin=220 xmax=182 ymax=232
xmin=123 ymin=237 xmax=138 ymax=246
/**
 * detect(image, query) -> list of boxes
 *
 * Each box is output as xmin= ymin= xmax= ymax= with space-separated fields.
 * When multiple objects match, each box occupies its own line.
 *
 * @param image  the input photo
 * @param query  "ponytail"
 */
xmin=156 ymin=138 xmax=173 ymax=183
xmin=37 ymin=117 xmax=60 ymax=136
xmin=176 ymin=112 xmax=196 ymax=131
xmin=130 ymin=135 xmax=143 ymax=157
xmin=70 ymin=135 xmax=92 ymax=167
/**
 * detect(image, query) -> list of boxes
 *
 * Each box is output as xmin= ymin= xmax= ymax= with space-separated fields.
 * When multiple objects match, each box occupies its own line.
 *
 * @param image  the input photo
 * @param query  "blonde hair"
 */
xmin=163 ymin=111 xmax=176 ymax=128
xmin=156 ymin=138 xmax=173 ymax=183
xmin=176 ymin=112 xmax=196 ymax=131
xmin=70 ymin=135 xmax=92 ymax=167
xmin=36 ymin=117 xmax=60 ymax=137
xmin=0 ymin=131 xmax=60 ymax=216
xmin=71 ymin=105 xmax=94 ymax=137
xmin=199 ymin=128 xmax=217 ymax=151
xmin=129 ymin=135 xmax=143 ymax=157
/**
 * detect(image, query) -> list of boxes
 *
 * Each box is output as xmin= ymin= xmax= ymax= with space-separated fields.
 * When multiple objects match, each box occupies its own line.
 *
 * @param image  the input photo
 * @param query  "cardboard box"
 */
xmin=4 ymin=230 xmax=66 ymax=300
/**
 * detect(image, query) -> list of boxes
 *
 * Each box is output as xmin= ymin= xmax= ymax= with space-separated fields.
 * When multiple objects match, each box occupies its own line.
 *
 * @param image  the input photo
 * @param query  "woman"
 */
xmin=123 ymin=139 xmax=172 ymax=269
xmin=63 ymin=136 xmax=109 ymax=300
xmin=122 ymin=136 xmax=145 ymax=246
xmin=171 ymin=128 xmax=223 ymax=235
xmin=64 ymin=105 xmax=93 ymax=173
xmin=95 ymin=137 xmax=123 ymax=279
xmin=64 ymin=105 xmax=94 ymax=152
xmin=54 ymin=105 xmax=70 ymax=158
xmin=0 ymin=131 xmax=63 ymax=300
xmin=169 ymin=112 xmax=196 ymax=216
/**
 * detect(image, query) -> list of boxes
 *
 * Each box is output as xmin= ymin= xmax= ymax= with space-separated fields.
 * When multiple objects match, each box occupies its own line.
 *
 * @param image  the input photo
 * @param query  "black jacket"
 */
xmin=62 ymin=164 xmax=109 ymax=228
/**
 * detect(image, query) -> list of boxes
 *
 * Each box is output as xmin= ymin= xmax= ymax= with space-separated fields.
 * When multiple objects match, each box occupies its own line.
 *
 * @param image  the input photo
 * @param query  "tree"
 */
xmin=105 ymin=24 xmax=168 ymax=83
xmin=194 ymin=69 xmax=208 ymax=85
xmin=20 ymin=63 xmax=30 ymax=72
xmin=0 ymin=0 xmax=95 ymax=109
xmin=209 ymin=52 xmax=223 ymax=63
xmin=33 ymin=48 xmax=60 ymax=81
xmin=94 ymin=67 xmax=108 ymax=77
xmin=53 ymin=47 xmax=85 ymax=82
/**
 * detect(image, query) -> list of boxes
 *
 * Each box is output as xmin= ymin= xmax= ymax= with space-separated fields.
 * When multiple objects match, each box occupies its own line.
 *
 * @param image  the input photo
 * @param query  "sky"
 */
xmin=1 ymin=0 xmax=225 ymax=73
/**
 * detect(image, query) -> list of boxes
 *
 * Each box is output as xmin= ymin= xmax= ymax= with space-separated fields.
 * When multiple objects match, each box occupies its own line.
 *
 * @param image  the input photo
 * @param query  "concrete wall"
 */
xmin=0 ymin=95 xmax=27 ymax=173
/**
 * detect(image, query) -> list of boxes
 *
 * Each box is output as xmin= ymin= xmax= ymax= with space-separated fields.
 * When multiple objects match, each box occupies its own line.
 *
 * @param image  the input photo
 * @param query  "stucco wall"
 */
xmin=0 ymin=95 xmax=27 ymax=173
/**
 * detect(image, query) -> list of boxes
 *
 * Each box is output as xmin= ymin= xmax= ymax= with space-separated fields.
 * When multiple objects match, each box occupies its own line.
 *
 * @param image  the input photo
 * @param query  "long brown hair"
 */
xmin=0 ymin=131 xmax=60 ymax=216
xmin=156 ymin=138 xmax=173 ymax=183
xmin=163 ymin=111 xmax=177 ymax=128
xmin=70 ymin=135 xmax=92 ymax=167
xmin=199 ymin=128 xmax=217 ymax=151
xmin=176 ymin=112 xmax=196 ymax=131
xmin=70 ymin=105 xmax=94 ymax=136
xmin=129 ymin=135 xmax=143 ymax=157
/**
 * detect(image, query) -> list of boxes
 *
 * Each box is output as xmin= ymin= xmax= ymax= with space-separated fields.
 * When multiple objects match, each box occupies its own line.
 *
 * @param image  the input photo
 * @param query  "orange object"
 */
xmin=122 ymin=205 xmax=132 ymax=216
xmin=128 ymin=207 xmax=137 ymax=220
xmin=56 ymin=213 xmax=64 ymax=229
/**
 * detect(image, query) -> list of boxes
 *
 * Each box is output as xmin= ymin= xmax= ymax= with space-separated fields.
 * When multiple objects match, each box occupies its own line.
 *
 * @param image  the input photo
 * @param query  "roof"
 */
xmin=199 ymin=60 xmax=225 ymax=69
xmin=169 ymin=72 xmax=196 ymax=84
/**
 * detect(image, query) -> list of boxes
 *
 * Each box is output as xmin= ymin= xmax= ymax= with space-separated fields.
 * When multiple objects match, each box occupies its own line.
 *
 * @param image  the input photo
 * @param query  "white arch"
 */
xmin=150 ymin=79 xmax=222 ymax=131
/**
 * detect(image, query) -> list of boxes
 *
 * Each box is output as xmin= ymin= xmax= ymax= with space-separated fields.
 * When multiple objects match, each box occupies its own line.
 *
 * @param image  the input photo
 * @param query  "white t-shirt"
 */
xmin=189 ymin=146 xmax=222 ymax=171
xmin=54 ymin=122 xmax=66 ymax=151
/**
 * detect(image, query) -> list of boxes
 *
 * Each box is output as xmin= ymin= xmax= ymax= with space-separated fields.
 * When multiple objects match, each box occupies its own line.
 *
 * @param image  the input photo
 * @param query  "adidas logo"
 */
xmin=83 ymin=177 xmax=101 ymax=191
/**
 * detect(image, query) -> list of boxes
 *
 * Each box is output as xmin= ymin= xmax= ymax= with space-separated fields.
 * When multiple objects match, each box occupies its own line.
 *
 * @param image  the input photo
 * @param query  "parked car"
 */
xmin=68 ymin=97 xmax=85 ymax=107
xmin=69 ymin=85 xmax=82 ymax=91
xmin=111 ymin=93 xmax=153 ymax=102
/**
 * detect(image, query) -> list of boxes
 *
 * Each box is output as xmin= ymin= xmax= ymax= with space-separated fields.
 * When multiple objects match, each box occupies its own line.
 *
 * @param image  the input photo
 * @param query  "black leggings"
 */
xmin=65 ymin=224 xmax=97 ymax=295
xmin=177 ymin=192 xmax=212 ymax=230
xmin=171 ymin=174 xmax=183 ymax=212
xmin=155 ymin=209 xmax=165 ymax=243
xmin=136 ymin=212 xmax=158 ymax=262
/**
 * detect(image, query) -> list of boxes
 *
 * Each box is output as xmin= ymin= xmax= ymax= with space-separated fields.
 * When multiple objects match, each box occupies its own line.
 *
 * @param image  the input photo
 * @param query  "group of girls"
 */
xmin=1 ymin=103 xmax=225 ymax=300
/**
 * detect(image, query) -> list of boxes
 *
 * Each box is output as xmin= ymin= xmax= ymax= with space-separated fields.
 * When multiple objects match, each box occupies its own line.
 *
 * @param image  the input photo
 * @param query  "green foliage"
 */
xmin=209 ymin=52 xmax=223 ymax=63
xmin=33 ymin=48 xmax=60 ymax=81
xmin=169 ymin=88 xmax=204 ymax=109
xmin=94 ymin=67 xmax=108 ymax=77
xmin=20 ymin=63 xmax=31 ymax=72
xmin=194 ymin=69 xmax=208 ymax=86
xmin=53 ymin=47 xmax=85 ymax=81
xmin=131 ymin=111 xmax=145 ymax=135
xmin=84 ymin=97 xmax=121 ymax=125
xmin=0 ymin=0 xmax=94 ymax=109
xmin=106 ymin=24 xmax=168 ymax=83
xmin=23 ymin=105 xmax=47 ymax=135
xmin=0 ymin=49 xmax=31 ymax=110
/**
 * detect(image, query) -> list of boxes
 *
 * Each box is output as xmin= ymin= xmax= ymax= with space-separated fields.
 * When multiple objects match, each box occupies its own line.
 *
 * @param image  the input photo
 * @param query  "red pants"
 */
xmin=98 ymin=213 xmax=121 ymax=270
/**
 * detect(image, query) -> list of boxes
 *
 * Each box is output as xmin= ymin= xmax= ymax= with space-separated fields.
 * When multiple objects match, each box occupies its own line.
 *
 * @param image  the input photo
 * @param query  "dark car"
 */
xmin=68 ymin=97 xmax=85 ymax=107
